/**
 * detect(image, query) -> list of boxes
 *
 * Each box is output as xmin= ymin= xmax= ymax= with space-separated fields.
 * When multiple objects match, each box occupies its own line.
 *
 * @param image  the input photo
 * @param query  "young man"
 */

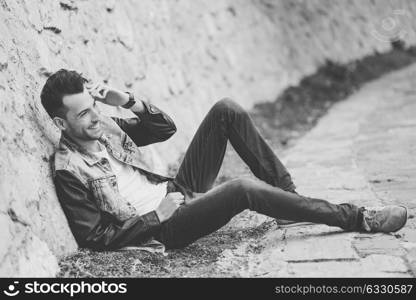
xmin=41 ymin=69 xmax=408 ymax=251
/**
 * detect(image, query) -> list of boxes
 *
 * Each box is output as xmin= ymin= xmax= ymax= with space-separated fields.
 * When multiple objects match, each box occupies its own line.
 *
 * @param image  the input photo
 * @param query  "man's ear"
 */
xmin=52 ymin=116 xmax=67 ymax=131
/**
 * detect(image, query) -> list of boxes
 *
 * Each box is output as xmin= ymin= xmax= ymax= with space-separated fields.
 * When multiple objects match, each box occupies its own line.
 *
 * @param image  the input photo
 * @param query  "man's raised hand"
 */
xmin=155 ymin=192 xmax=185 ymax=223
xmin=85 ymin=81 xmax=130 ymax=107
xmin=85 ymin=81 xmax=110 ymax=101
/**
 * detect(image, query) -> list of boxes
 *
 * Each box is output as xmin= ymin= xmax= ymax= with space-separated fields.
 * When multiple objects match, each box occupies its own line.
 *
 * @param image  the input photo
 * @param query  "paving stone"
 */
xmin=286 ymin=255 xmax=410 ymax=277
xmin=353 ymin=234 xmax=407 ymax=257
xmin=400 ymin=228 xmax=416 ymax=243
xmin=360 ymin=255 xmax=411 ymax=276
xmin=267 ymin=234 xmax=359 ymax=262
xmin=402 ymin=243 xmax=416 ymax=277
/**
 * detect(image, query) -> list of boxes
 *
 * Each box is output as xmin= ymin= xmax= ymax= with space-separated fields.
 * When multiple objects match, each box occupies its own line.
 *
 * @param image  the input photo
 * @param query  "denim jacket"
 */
xmin=53 ymin=101 xmax=182 ymax=250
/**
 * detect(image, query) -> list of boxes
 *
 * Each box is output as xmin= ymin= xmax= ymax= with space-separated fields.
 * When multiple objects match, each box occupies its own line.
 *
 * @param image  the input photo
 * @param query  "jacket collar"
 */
xmin=59 ymin=132 xmax=111 ymax=166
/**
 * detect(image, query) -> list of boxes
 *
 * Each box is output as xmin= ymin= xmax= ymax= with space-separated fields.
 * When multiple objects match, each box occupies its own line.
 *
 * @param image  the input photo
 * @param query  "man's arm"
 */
xmin=112 ymin=98 xmax=177 ymax=147
xmin=86 ymin=83 xmax=177 ymax=146
xmin=54 ymin=170 xmax=161 ymax=251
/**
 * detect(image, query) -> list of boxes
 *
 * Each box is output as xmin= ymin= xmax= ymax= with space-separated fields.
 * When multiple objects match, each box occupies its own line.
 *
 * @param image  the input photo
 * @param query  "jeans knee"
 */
xmin=212 ymin=98 xmax=246 ymax=116
xmin=227 ymin=178 xmax=265 ymax=211
xmin=230 ymin=178 xmax=258 ymax=193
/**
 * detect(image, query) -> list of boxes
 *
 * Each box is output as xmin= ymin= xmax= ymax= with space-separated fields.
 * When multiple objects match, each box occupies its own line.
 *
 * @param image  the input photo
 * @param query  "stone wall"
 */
xmin=1 ymin=0 xmax=415 ymax=276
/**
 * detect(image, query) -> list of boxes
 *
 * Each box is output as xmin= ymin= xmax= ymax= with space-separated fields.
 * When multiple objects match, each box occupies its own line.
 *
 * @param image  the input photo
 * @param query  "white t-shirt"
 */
xmin=94 ymin=146 xmax=168 ymax=216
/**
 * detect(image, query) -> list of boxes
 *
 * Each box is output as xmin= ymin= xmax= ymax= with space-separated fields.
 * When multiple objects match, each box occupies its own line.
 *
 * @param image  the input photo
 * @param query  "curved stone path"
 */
xmin=216 ymin=63 xmax=416 ymax=277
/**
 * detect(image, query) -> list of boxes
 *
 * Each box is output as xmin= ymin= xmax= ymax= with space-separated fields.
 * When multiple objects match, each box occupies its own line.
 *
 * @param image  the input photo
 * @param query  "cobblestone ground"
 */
xmin=215 ymin=63 xmax=416 ymax=277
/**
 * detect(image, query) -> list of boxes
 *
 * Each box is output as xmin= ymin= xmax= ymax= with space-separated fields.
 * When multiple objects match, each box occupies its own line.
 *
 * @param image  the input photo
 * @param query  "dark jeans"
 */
xmin=155 ymin=99 xmax=363 ymax=249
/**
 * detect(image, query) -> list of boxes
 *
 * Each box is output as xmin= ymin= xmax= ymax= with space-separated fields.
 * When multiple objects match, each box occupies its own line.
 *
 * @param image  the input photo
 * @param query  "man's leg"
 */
xmin=156 ymin=178 xmax=363 ymax=249
xmin=174 ymin=98 xmax=296 ymax=193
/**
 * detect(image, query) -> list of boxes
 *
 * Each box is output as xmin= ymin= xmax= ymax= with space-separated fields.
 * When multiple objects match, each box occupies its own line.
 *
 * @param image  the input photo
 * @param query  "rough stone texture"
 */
xmin=216 ymin=64 xmax=416 ymax=277
xmin=1 ymin=0 xmax=416 ymax=276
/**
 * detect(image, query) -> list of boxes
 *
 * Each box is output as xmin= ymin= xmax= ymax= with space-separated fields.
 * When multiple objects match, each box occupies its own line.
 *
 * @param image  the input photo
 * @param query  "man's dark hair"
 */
xmin=40 ymin=69 xmax=88 ymax=119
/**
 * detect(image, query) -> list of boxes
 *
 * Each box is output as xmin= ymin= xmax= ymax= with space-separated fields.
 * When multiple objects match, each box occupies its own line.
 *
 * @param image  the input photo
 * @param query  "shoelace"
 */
xmin=362 ymin=209 xmax=381 ymax=231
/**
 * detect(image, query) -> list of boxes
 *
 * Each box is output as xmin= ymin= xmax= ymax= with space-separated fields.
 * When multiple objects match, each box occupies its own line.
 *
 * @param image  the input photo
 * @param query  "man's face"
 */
xmin=58 ymin=89 xmax=103 ymax=141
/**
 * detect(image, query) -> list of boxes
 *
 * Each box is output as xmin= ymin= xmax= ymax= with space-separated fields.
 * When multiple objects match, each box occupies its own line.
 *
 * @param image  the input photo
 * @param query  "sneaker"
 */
xmin=361 ymin=205 xmax=408 ymax=233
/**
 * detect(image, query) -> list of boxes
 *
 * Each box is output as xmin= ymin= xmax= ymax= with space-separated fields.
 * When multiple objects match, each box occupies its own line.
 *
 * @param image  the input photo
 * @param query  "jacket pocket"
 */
xmin=89 ymin=175 xmax=136 ymax=222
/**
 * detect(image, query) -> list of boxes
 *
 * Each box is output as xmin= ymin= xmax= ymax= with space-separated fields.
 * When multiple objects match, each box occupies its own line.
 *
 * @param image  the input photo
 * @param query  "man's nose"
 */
xmin=91 ymin=106 xmax=100 ymax=120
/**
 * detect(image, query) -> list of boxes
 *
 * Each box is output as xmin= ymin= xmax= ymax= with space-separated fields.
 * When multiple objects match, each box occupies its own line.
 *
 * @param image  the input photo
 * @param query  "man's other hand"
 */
xmin=155 ymin=192 xmax=184 ymax=223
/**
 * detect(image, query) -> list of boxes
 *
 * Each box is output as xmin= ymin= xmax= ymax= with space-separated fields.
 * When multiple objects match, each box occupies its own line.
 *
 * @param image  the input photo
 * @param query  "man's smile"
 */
xmin=89 ymin=122 xmax=100 ymax=130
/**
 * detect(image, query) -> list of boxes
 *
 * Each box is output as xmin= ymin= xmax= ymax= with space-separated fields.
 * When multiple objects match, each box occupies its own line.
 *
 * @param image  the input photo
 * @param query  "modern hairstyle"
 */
xmin=40 ymin=69 xmax=88 ymax=119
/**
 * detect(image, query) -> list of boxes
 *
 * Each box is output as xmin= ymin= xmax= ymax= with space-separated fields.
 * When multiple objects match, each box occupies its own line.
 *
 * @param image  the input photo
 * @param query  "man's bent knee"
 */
xmin=228 ymin=178 xmax=260 ymax=193
xmin=212 ymin=98 xmax=246 ymax=115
